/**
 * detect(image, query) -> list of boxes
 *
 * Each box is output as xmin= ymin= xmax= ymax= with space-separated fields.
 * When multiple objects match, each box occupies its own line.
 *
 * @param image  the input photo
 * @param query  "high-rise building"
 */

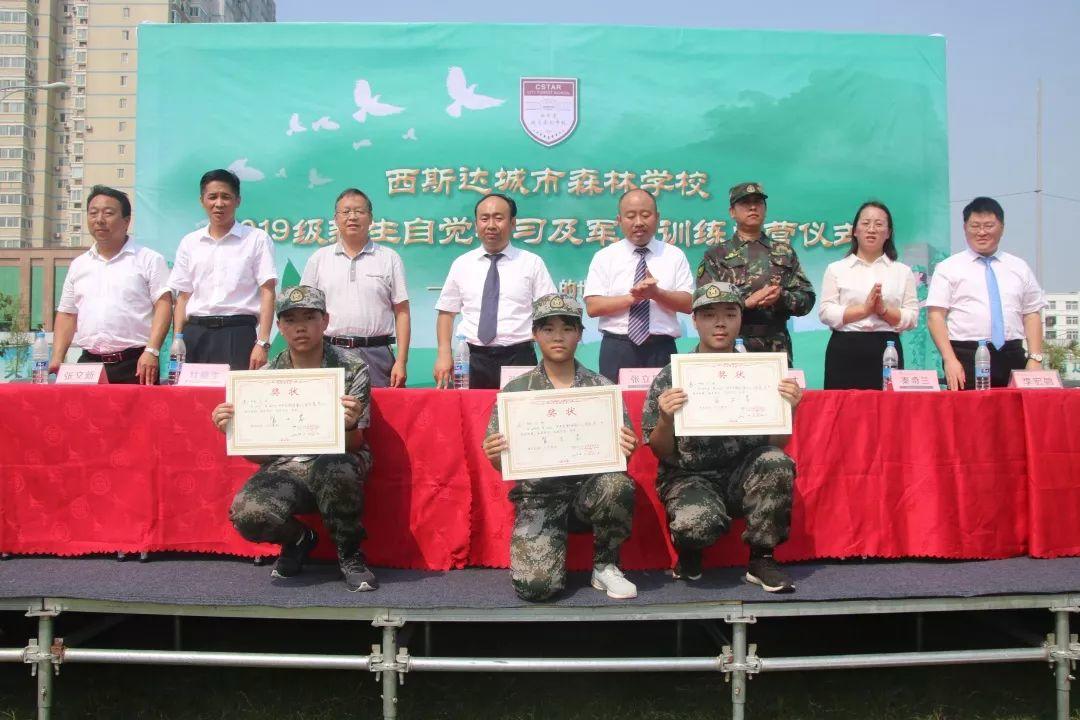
xmin=0 ymin=0 xmax=274 ymax=251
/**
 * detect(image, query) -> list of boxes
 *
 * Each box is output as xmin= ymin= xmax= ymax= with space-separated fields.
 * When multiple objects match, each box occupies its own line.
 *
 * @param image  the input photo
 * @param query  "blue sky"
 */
xmin=277 ymin=0 xmax=1080 ymax=292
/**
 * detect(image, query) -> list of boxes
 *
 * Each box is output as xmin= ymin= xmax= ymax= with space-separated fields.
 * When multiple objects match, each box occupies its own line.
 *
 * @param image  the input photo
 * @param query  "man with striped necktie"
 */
xmin=926 ymin=196 xmax=1046 ymax=390
xmin=584 ymin=189 xmax=694 ymax=382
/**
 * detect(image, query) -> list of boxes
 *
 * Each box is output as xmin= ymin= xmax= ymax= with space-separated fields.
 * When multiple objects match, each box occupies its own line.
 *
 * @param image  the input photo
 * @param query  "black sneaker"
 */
xmin=340 ymin=555 xmax=378 ymax=592
xmin=672 ymin=548 xmax=703 ymax=581
xmin=270 ymin=527 xmax=318 ymax=579
xmin=745 ymin=555 xmax=794 ymax=592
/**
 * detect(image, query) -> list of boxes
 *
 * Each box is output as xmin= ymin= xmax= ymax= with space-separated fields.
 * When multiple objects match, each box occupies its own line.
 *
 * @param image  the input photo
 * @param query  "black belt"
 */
xmin=186 ymin=315 xmax=257 ymax=329
xmin=329 ymin=335 xmax=394 ymax=349
xmin=742 ymin=324 xmax=787 ymax=336
xmin=467 ymin=340 xmax=533 ymax=355
xmin=951 ymin=339 xmax=1023 ymax=351
xmin=83 ymin=346 xmax=145 ymax=364
xmin=600 ymin=331 xmax=677 ymax=343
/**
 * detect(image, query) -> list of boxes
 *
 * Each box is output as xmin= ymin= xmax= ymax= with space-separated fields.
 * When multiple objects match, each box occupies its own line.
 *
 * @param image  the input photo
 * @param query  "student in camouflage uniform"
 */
xmin=211 ymin=285 xmax=377 ymax=592
xmin=483 ymin=293 xmax=639 ymax=601
xmin=695 ymin=182 xmax=815 ymax=366
xmin=642 ymin=282 xmax=803 ymax=592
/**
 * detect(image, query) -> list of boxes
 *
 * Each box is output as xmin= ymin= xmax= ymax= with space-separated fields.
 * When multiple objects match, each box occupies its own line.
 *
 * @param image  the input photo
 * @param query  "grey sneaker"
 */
xmin=745 ymin=555 xmax=794 ymax=593
xmin=591 ymin=564 xmax=637 ymax=599
xmin=341 ymin=555 xmax=378 ymax=592
xmin=271 ymin=527 xmax=317 ymax=579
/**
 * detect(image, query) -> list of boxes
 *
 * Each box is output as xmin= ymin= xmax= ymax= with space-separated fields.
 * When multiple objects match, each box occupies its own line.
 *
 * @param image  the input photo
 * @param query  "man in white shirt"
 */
xmin=926 ymin=196 xmax=1046 ymax=390
xmin=583 ymin=189 xmax=693 ymax=382
xmin=434 ymin=193 xmax=556 ymax=389
xmin=50 ymin=185 xmax=172 ymax=384
xmin=301 ymin=188 xmax=410 ymax=388
xmin=168 ymin=169 xmax=277 ymax=371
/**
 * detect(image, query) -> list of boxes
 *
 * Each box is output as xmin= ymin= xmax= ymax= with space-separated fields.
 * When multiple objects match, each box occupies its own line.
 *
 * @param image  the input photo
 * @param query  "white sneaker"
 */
xmin=591 ymin=564 xmax=638 ymax=600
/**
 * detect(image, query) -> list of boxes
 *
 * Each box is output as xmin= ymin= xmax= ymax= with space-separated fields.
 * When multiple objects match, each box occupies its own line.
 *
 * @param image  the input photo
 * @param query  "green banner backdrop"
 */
xmin=135 ymin=23 xmax=950 ymax=387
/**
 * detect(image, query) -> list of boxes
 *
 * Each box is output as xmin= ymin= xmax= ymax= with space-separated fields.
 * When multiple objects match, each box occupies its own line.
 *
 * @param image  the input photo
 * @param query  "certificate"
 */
xmin=226 ymin=368 xmax=346 ymax=456
xmin=670 ymin=352 xmax=791 ymax=437
xmin=497 ymin=385 xmax=626 ymax=481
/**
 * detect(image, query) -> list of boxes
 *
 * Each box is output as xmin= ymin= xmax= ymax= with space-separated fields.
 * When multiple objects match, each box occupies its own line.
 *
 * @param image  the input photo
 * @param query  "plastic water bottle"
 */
xmin=735 ymin=338 xmax=747 ymax=353
xmin=452 ymin=335 xmax=470 ymax=390
xmin=31 ymin=331 xmax=49 ymax=384
xmin=168 ymin=333 xmax=186 ymax=385
xmin=974 ymin=340 xmax=991 ymax=391
xmin=882 ymin=340 xmax=898 ymax=391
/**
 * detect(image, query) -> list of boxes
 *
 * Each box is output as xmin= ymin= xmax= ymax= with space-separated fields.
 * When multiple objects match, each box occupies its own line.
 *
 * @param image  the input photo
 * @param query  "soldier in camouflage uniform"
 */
xmin=483 ymin=293 xmax=639 ymax=601
xmin=211 ymin=285 xmax=377 ymax=592
xmin=642 ymin=282 xmax=803 ymax=592
xmin=695 ymin=182 xmax=815 ymax=366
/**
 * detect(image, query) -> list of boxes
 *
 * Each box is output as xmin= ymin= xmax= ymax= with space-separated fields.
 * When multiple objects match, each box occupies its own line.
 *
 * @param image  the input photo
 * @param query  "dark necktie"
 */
xmin=628 ymin=247 xmax=650 ymax=345
xmin=477 ymin=252 xmax=503 ymax=345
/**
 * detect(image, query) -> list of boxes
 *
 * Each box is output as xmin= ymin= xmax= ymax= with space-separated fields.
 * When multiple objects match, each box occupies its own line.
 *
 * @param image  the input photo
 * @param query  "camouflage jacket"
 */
xmin=696 ymin=232 xmax=815 ymax=327
xmin=641 ymin=348 xmax=769 ymax=476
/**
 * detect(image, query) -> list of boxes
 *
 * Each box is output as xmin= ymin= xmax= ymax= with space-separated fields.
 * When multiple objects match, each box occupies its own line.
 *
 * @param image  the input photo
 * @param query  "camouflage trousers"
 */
xmin=659 ymin=446 xmax=795 ymax=552
xmin=229 ymin=454 xmax=369 ymax=562
xmin=741 ymin=330 xmax=793 ymax=367
xmin=509 ymin=472 xmax=635 ymax=602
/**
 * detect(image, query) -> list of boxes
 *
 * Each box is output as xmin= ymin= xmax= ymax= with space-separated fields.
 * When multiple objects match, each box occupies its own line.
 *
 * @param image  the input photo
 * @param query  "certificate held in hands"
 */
xmin=226 ymin=368 xmax=346 ymax=456
xmin=671 ymin=352 xmax=791 ymax=437
xmin=497 ymin=385 xmax=626 ymax=481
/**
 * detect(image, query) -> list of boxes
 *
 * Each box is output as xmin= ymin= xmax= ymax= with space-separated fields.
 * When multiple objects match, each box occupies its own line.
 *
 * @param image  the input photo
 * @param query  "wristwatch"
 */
xmin=144 ymin=347 xmax=160 ymax=357
xmin=1027 ymin=353 xmax=1044 ymax=363
xmin=255 ymin=339 xmax=271 ymax=350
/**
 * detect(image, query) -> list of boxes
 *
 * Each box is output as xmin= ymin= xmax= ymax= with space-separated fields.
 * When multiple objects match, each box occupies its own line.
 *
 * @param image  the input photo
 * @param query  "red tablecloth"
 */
xmin=1 ymin=386 xmax=1077 ymax=570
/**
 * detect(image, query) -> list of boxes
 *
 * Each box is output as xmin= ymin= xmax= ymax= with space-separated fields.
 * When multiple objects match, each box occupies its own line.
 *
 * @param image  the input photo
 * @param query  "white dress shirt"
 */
xmin=300 ymin=241 xmax=408 ymax=337
xmin=435 ymin=244 xmax=556 ymax=346
xmin=925 ymin=248 xmax=1046 ymax=342
xmin=57 ymin=239 xmax=170 ymax=353
xmin=168 ymin=222 xmax=277 ymax=317
xmin=818 ymin=254 xmax=919 ymax=332
xmin=583 ymin=237 xmax=694 ymax=336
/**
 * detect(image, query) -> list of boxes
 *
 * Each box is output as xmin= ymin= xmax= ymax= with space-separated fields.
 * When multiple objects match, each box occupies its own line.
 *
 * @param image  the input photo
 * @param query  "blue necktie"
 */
xmin=981 ymin=256 xmax=1006 ymax=350
xmin=477 ymin=252 xmax=503 ymax=345
xmin=628 ymin=247 xmax=650 ymax=345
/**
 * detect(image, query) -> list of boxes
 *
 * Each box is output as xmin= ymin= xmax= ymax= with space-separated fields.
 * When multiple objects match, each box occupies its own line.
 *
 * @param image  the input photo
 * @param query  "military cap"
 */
xmin=729 ymin=181 xmax=768 ymax=206
xmin=692 ymin=282 xmax=744 ymax=311
xmin=275 ymin=285 xmax=327 ymax=316
xmin=532 ymin=293 xmax=583 ymax=322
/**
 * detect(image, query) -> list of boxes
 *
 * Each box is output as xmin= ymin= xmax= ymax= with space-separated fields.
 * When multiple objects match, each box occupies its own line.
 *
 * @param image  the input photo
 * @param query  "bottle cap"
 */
xmin=886 ymin=340 xmax=895 ymax=347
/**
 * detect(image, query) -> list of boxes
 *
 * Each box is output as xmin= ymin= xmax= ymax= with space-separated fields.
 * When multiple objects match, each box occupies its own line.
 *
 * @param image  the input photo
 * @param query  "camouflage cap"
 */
xmin=692 ymin=282 xmax=744 ymax=311
xmin=532 ymin=293 xmax=583 ymax=322
xmin=729 ymin=181 xmax=768 ymax=206
xmin=275 ymin=285 xmax=326 ymax=316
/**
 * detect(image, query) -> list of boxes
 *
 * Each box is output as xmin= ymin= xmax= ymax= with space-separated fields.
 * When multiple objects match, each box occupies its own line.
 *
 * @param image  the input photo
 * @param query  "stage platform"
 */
xmin=1 ymin=556 xmax=1078 ymax=719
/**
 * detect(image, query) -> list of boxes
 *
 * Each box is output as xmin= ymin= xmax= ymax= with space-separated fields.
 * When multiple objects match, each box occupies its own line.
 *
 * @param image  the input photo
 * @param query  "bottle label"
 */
xmin=882 ymin=367 xmax=892 ymax=380
xmin=975 ymin=367 xmax=990 ymax=379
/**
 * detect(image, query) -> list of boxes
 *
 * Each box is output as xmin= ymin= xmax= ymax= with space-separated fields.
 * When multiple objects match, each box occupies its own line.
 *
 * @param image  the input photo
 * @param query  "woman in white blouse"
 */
xmin=818 ymin=201 xmax=919 ymax=389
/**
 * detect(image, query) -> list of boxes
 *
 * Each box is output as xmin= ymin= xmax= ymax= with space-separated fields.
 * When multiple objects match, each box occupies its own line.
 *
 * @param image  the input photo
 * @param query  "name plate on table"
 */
xmin=618 ymin=367 xmax=662 ymax=390
xmin=497 ymin=384 xmax=626 ymax=481
xmin=671 ymin=352 xmax=791 ymax=437
xmin=56 ymin=363 xmax=108 ymax=384
xmin=890 ymin=370 xmax=941 ymax=392
xmin=1009 ymin=370 xmax=1063 ymax=389
xmin=226 ymin=368 xmax=345 ymax=457
xmin=177 ymin=363 xmax=230 ymax=387
xmin=499 ymin=365 xmax=534 ymax=389
xmin=787 ymin=368 xmax=806 ymax=389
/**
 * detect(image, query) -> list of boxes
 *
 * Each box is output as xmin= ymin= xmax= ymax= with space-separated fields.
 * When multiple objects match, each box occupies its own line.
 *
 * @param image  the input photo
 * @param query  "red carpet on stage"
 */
xmin=1 ymin=386 xmax=1077 ymax=571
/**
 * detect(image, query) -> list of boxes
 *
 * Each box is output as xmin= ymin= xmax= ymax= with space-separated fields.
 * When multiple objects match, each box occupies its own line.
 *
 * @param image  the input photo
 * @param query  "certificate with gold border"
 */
xmin=497 ymin=385 xmax=626 ymax=481
xmin=226 ymin=368 xmax=345 ymax=456
xmin=670 ymin=352 xmax=791 ymax=437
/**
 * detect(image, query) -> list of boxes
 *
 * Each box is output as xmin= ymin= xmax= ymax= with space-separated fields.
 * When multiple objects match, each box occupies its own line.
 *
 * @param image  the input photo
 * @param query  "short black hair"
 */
xmin=847 ymin=200 xmax=898 ymax=261
xmin=87 ymin=185 xmax=131 ymax=218
xmin=532 ymin=315 xmax=583 ymax=332
xmin=962 ymin=196 xmax=1004 ymax=224
xmin=199 ymin=168 xmax=241 ymax=196
xmin=617 ymin=187 xmax=657 ymax=213
xmin=335 ymin=188 xmax=373 ymax=215
xmin=475 ymin=192 xmax=517 ymax=219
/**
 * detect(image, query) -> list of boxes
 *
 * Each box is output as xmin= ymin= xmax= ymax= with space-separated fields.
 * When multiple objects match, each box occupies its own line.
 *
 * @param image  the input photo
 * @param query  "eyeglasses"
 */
xmin=966 ymin=222 xmax=1000 ymax=232
xmin=336 ymin=209 xmax=371 ymax=218
xmin=857 ymin=220 xmax=887 ymax=229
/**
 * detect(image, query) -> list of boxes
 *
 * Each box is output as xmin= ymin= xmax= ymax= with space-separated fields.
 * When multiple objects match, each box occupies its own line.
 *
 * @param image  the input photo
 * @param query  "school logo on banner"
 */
xmin=520 ymin=77 xmax=579 ymax=147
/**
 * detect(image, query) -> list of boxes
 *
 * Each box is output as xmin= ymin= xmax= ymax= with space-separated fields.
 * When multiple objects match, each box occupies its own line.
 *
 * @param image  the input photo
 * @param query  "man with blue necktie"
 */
xmin=926 ymin=196 xmax=1047 ymax=390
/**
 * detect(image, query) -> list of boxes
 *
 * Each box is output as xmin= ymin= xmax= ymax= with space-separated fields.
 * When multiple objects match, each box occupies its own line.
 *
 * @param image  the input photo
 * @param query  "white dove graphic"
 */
xmin=307 ymin=168 xmax=332 ymax=189
xmin=275 ymin=168 xmax=287 ymax=179
xmin=286 ymin=113 xmax=306 ymax=136
xmin=311 ymin=116 xmax=340 ymax=132
xmin=226 ymin=158 xmax=265 ymax=182
xmin=352 ymin=139 xmax=372 ymax=150
xmin=352 ymin=79 xmax=405 ymax=123
xmin=402 ymin=128 xmax=417 ymax=141
xmin=445 ymin=67 xmax=505 ymax=118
